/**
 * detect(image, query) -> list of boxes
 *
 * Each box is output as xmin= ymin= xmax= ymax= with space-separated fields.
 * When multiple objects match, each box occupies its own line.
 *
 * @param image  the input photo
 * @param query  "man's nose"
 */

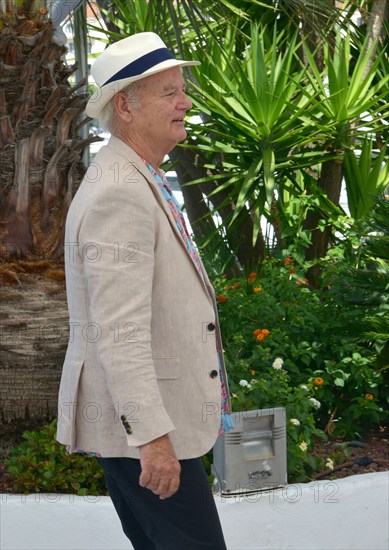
xmin=179 ymin=91 xmax=192 ymax=111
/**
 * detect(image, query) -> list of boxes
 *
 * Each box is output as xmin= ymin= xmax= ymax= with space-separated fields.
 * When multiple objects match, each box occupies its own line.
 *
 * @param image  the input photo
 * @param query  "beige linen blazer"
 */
xmin=56 ymin=136 xmax=229 ymax=459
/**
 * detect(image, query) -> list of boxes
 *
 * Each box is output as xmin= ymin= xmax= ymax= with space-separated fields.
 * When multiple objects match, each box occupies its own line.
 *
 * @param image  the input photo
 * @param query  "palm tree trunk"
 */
xmin=0 ymin=263 xmax=68 ymax=425
xmin=304 ymin=159 xmax=343 ymax=282
xmin=362 ymin=0 xmax=388 ymax=81
xmin=0 ymin=5 xmax=94 ymax=437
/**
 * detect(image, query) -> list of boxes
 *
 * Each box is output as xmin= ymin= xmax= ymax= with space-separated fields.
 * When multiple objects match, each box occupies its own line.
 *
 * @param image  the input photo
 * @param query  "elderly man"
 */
xmin=56 ymin=32 xmax=231 ymax=550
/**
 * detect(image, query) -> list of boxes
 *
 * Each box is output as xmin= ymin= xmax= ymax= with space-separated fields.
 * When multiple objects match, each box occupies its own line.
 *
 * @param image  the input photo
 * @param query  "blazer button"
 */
xmin=207 ymin=323 xmax=216 ymax=331
xmin=210 ymin=369 xmax=218 ymax=379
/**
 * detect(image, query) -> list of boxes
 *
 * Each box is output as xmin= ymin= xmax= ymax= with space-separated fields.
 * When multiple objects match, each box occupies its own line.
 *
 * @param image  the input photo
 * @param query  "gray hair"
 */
xmin=98 ymin=81 xmax=141 ymax=133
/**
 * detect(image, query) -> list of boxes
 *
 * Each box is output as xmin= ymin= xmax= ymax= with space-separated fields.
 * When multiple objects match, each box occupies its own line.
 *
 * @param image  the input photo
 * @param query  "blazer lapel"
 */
xmin=107 ymin=137 xmax=214 ymax=304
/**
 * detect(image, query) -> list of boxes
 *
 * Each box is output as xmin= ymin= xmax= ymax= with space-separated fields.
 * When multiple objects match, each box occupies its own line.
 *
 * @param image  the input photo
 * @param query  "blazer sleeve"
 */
xmin=78 ymin=179 xmax=176 ymax=448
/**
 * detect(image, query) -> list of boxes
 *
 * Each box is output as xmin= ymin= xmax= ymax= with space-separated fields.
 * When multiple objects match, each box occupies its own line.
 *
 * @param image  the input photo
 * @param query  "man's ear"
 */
xmin=114 ymin=92 xmax=134 ymax=123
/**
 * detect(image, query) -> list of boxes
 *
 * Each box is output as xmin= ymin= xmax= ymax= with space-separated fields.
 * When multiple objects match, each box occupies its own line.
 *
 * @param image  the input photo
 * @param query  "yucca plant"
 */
xmin=0 ymin=2 xmax=97 ymax=432
xmin=187 ymin=24 xmax=388 ymax=260
xmin=185 ymin=24 xmax=330 ymax=244
xmin=87 ymin=0 xmax=388 ymax=272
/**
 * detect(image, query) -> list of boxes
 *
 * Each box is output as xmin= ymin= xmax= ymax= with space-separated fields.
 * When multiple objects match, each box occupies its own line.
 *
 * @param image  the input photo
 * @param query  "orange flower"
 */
xmin=253 ymin=328 xmax=269 ymax=340
xmin=297 ymin=278 xmax=309 ymax=285
xmin=284 ymin=257 xmax=294 ymax=265
xmin=247 ymin=272 xmax=257 ymax=284
xmin=253 ymin=286 xmax=262 ymax=293
xmin=289 ymin=267 xmax=296 ymax=274
xmin=254 ymin=328 xmax=270 ymax=342
xmin=250 ymin=369 xmax=256 ymax=376
xmin=314 ymin=377 xmax=324 ymax=386
xmin=226 ymin=285 xmax=233 ymax=291
xmin=365 ymin=393 xmax=374 ymax=401
xmin=233 ymin=282 xmax=241 ymax=289
xmin=218 ymin=294 xmax=227 ymax=303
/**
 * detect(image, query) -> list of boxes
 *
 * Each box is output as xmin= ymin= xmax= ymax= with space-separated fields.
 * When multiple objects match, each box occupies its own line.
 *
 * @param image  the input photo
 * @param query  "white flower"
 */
xmin=300 ymin=384 xmax=309 ymax=391
xmin=272 ymin=357 xmax=284 ymax=370
xmin=239 ymin=380 xmax=251 ymax=389
xmin=290 ymin=418 xmax=300 ymax=426
xmin=298 ymin=441 xmax=308 ymax=452
xmin=309 ymin=397 xmax=321 ymax=409
xmin=325 ymin=458 xmax=335 ymax=470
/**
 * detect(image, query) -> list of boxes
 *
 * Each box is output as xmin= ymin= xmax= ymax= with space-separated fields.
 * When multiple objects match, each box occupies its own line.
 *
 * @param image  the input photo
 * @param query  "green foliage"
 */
xmin=214 ymin=255 xmax=387 ymax=447
xmin=5 ymin=420 xmax=107 ymax=496
xmin=330 ymin=197 xmax=389 ymax=372
xmin=343 ymin=140 xmax=389 ymax=220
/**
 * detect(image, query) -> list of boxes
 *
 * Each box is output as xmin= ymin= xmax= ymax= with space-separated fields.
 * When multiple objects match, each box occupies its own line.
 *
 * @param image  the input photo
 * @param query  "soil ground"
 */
xmin=311 ymin=425 xmax=389 ymax=480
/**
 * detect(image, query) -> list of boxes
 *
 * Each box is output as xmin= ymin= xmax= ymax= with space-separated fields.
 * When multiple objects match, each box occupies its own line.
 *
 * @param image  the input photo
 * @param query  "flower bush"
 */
xmin=214 ymin=255 xmax=387 ymax=479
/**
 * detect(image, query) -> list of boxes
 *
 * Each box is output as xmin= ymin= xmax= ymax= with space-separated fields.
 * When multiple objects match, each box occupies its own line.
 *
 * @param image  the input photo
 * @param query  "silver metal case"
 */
xmin=212 ymin=407 xmax=287 ymax=494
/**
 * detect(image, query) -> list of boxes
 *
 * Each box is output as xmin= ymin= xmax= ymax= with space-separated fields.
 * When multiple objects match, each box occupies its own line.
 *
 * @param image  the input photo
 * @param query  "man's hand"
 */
xmin=139 ymin=435 xmax=181 ymax=500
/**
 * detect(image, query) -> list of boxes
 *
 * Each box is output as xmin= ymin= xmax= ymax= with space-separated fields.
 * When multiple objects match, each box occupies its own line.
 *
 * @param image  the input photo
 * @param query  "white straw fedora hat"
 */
xmin=86 ymin=32 xmax=200 ymax=119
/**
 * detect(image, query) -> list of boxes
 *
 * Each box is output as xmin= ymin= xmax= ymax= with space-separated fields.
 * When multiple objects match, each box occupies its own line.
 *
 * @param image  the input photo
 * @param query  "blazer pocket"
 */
xmin=153 ymin=356 xmax=181 ymax=379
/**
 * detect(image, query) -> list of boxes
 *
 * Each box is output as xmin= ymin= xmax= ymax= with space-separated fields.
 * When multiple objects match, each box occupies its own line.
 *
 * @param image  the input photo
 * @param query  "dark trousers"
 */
xmin=97 ymin=457 xmax=227 ymax=550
